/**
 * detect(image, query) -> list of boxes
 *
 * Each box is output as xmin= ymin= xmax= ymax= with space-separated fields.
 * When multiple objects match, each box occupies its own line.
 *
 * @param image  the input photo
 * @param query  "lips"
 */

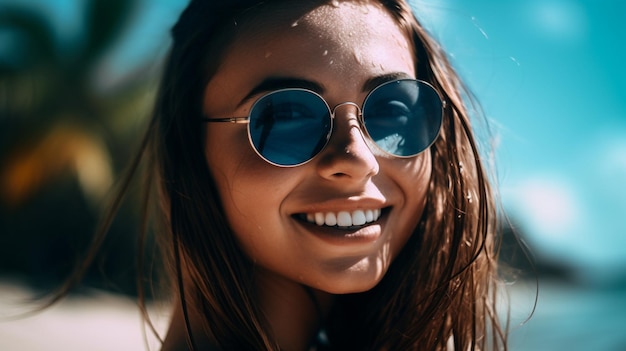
xmin=300 ymin=209 xmax=382 ymax=228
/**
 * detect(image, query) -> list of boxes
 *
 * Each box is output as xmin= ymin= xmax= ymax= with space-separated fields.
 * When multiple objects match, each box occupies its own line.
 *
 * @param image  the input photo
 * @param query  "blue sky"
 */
xmin=417 ymin=0 xmax=626 ymax=281
xmin=4 ymin=0 xmax=626 ymax=282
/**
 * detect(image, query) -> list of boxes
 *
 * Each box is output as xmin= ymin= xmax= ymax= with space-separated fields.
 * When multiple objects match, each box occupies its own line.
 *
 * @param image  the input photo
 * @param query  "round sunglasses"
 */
xmin=202 ymin=79 xmax=444 ymax=167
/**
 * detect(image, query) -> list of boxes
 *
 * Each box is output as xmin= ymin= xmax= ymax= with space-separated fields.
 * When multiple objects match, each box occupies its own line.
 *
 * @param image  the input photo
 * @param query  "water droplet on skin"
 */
xmin=329 ymin=60 xmax=334 ymax=65
xmin=291 ymin=20 xmax=299 ymax=27
xmin=330 ymin=0 xmax=340 ymax=8
xmin=352 ymin=52 xmax=362 ymax=64
xmin=265 ymin=51 xmax=272 ymax=58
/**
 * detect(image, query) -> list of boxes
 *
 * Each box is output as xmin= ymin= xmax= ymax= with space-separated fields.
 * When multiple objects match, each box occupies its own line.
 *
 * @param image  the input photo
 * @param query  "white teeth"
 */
xmin=352 ymin=210 xmax=366 ymax=226
xmin=325 ymin=212 xmax=337 ymax=226
xmin=315 ymin=212 xmax=325 ymax=226
xmin=304 ymin=209 xmax=382 ymax=227
xmin=337 ymin=211 xmax=352 ymax=227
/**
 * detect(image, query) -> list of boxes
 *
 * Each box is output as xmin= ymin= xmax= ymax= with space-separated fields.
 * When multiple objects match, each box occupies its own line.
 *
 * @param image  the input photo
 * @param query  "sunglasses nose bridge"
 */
xmin=331 ymin=101 xmax=362 ymax=121
xmin=331 ymin=101 xmax=361 ymax=115
xmin=331 ymin=101 xmax=363 ymax=128
xmin=328 ymin=101 xmax=369 ymax=147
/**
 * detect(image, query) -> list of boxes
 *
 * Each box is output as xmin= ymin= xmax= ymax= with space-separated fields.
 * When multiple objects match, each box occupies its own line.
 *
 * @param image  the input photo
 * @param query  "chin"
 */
xmin=315 ymin=264 xmax=388 ymax=295
xmin=321 ymin=279 xmax=383 ymax=295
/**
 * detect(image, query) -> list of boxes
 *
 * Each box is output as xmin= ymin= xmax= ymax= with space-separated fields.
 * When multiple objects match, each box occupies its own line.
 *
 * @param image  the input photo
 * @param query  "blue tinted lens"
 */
xmin=248 ymin=90 xmax=331 ymax=166
xmin=362 ymin=80 xmax=443 ymax=157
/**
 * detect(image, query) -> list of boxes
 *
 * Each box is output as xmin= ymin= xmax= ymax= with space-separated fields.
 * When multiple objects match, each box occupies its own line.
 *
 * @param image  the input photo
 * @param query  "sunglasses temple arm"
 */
xmin=201 ymin=117 xmax=250 ymax=123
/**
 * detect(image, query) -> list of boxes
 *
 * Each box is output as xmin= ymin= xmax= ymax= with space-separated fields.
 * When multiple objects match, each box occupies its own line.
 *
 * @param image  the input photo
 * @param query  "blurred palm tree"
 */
xmin=0 ymin=0 xmax=162 ymax=294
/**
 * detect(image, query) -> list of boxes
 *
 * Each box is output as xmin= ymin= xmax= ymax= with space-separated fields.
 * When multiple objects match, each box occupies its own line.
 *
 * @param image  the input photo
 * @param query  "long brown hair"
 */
xmin=64 ymin=0 xmax=508 ymax=350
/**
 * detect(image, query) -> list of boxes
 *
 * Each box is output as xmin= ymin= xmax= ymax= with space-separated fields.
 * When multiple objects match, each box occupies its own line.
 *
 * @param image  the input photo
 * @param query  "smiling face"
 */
xmin=203 ymin=1 xmax=431 ymax=294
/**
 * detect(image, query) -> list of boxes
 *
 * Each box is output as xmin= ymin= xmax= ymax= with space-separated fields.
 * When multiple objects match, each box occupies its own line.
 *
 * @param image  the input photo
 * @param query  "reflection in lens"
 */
xmin=374 ymin=133 xmax=404 ymax=154
xmin=363 ymin=80 xmax=442 ymax=157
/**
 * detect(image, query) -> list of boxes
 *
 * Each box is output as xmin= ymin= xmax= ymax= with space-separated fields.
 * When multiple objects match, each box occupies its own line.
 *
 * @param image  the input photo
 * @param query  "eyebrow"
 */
xmin=238 ymin=71 xmax=414 ymax=107
xmin=361 ymin=72 xmax=414 ymax=93
xmin=238 ymin=77 xmax=325 ymax=107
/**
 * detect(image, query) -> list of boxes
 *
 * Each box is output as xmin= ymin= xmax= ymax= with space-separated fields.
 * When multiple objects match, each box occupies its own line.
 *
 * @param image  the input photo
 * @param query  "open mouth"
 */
xmin=295 ymin=207 xmax=389 ymax=230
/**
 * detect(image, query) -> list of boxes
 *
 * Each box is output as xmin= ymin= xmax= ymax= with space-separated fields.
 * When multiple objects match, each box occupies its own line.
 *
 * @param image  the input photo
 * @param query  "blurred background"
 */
xmin=0 ymin=0 xmax=625 ymax=350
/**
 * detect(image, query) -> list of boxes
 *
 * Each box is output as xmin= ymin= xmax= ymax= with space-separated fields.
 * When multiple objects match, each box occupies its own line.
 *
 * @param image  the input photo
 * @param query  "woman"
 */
xmin=81 ymin=0 xmax=507 ymax=349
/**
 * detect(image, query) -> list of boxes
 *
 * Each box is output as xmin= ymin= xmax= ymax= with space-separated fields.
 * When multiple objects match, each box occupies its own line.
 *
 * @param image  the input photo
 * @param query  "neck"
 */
xmin=161 ymin=272 xmax=335 ymax=351
xmin=256 ymin=271 xmax=334 ymax=351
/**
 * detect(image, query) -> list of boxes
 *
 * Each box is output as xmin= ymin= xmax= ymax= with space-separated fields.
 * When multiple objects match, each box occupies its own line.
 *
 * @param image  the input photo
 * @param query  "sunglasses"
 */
xmin=202 ymin=79 xmax=444 ymax=167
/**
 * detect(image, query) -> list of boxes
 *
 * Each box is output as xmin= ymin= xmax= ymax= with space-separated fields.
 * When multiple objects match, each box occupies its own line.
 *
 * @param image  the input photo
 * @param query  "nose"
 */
xmin=316 ymin=103 xmax=379 ymax=182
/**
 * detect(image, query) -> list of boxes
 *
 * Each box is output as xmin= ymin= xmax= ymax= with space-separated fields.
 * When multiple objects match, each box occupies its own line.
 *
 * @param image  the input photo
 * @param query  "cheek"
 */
xmin=204 ymin=125 xmax=301 ymax=227
xmin=387 ymin=152 xmax=432 ymax=232
xmin=204 ymin=126 xmax=257 ymax=219
xmin=207 ymin=149 xmax=279 ymax=217
xmin=389 ymin=152 xmax=432 ymax=197
xmin=407 ymin=154 xmax=432 ymax=217
xmin=376 ymin=152 xmax=432 ymax=251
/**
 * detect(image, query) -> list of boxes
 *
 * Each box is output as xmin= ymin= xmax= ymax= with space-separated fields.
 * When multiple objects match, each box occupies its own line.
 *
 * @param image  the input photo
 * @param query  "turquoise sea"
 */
xmin=507 ymin=281 xmax=626 ymax=351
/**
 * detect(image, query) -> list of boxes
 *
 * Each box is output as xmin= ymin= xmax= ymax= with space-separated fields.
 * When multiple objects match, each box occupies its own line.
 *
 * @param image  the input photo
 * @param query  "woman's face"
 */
xmin=203 ymin=1 xmax=431 ymax=294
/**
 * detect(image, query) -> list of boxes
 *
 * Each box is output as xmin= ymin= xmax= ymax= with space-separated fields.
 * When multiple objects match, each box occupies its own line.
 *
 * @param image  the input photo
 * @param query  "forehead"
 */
xmin=243 ymin=2 xmax=387 ymax=34
xmin=219 ymin=1 xmax=413 ymax=76
xmin=233 ymin=1 xmax=404 ymax=47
